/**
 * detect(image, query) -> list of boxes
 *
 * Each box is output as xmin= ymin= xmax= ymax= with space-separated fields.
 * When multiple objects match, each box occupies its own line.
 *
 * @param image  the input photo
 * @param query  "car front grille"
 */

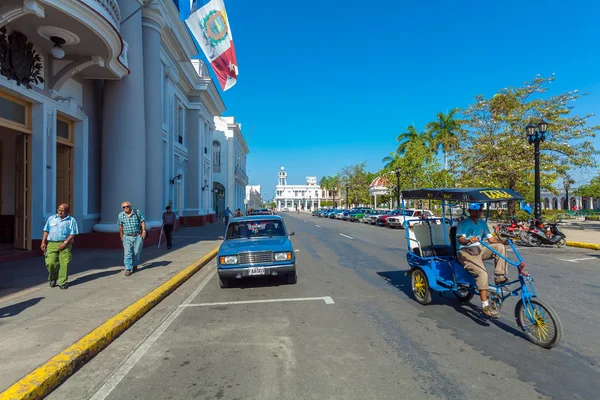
xmin=238 ymin=251 xmax=273 ymax=265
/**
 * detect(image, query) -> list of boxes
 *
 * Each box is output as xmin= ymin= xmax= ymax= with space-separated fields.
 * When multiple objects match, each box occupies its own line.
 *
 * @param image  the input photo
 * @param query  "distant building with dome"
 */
xmin=274 ymin=167 xmax=322 ymax=211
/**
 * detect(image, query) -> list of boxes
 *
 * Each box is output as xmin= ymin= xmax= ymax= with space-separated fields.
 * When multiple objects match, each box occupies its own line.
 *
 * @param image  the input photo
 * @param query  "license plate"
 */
xmin=248 ymin=267 xmax=265 ymax=275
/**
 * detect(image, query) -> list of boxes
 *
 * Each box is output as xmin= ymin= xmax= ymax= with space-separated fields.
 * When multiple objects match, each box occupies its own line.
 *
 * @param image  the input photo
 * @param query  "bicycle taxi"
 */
xmin=402 ymin=187 xmax=562 ymax=348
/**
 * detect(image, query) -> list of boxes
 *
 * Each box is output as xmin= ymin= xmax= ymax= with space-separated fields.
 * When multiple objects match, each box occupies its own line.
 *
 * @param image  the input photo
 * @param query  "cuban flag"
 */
xmin=180 ymin=0 xmax=238 ymax=91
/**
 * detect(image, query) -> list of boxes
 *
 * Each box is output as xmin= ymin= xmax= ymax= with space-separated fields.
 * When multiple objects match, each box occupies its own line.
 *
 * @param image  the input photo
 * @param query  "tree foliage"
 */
xmin=338 ymin=162 xmax=375 ymax=207
xmin=574 ymin=174 xmax=600 ymax=198
xmin=453 ymin=75 xmax=598 ymax=206
xmin=425 ymin=108 xmax=461 ymax=170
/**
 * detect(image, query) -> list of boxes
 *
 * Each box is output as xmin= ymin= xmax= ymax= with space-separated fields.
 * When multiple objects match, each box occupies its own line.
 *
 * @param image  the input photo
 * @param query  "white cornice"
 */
xmin=142 ymin=2 xmax=166 ymax=32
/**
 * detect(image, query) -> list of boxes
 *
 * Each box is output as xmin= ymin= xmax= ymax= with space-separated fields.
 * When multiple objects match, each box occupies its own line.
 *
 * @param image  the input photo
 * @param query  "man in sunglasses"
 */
xmin=456 ymin=202 xmax=509 ymax=319
xmin=118 ymin=201 xmax=147 ymax=276
xmin=41 ymin=203 xmax=79 ymax=289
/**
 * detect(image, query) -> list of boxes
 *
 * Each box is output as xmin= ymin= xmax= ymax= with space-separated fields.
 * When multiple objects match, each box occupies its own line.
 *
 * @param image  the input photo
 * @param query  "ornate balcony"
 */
xmin=0 ymin=0 xmax=129 ymax=86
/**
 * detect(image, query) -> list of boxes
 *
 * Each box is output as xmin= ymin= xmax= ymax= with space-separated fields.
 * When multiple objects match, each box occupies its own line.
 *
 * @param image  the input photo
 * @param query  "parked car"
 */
xmin=281 ymin=207 xmax=289 ymax=212
xmin=217 ymin=215 xmax=297 ymax=288
xmin=376 ymin=210 xmax=402 ymax=226
xmin=348 ymin=208 xmax=374 ymax=222
xmin=368 ymin=210 xmax=389 ymax=224
xmin=387 ymin=209 xmax=435 ymax=228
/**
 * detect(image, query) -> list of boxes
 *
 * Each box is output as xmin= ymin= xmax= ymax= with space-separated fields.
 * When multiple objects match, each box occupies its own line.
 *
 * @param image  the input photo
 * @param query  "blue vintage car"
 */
xmin=217 ymin=215 xmax=297 ymax=288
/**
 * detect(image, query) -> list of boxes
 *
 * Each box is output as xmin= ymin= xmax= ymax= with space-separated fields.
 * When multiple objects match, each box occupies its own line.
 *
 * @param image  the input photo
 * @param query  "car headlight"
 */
xmin=219 ymin=255 xmax=238 ymax=265
xmin=274 ymin=252 xmax=292 ymax=261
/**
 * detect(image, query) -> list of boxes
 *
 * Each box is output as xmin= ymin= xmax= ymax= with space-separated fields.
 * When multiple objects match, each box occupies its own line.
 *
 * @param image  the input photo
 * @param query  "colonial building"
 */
xmin=0 ymin=0 xmax=225 ymax=254
xmin=245 ymin=185 xmax=263 ymax=211
xmin=275 ymin=167 xmax=321 ymax=211
xmin=539 ymin=190 xmax=598 ymax=211
xmin=212 ymin=116 xmax=249 ymax=218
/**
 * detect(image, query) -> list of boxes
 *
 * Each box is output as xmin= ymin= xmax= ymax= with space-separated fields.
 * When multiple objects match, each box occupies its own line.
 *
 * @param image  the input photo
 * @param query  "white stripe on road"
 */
xmin=558 ymin=257 xmax=596 ymax=263
xmin=182 ymin=296 xmax=335 ymax=307
xmin=339 ymin=233 xmax=354 ymax=240
xmin=315 ymin=225 xmax=321 ymax=228
xmin=294 ymin=249 xmax=300 ymax=252
xmin=90 ymin=267 xmax=217 ymax=400
xmin=303 ymin=220 xmax=307 ymax=222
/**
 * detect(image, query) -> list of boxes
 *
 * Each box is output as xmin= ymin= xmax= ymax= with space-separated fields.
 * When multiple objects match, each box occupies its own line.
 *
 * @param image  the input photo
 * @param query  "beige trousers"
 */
xmin=457 ymin=243 xmax=508 ymax=291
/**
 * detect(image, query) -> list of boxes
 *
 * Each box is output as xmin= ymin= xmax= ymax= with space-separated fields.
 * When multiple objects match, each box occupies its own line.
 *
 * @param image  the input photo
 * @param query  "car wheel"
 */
xmin=219 ymin=276 xmax=230 ymax=288
xmin=287 ymin=272 xmax=297 ymax=284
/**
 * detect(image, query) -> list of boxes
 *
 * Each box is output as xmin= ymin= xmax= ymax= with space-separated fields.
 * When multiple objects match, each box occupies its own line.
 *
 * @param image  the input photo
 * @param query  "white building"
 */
xmin=274 ymin=167 xmax=321 ymax=211
xmin=245 ymin=185 xmax=262 ymax=211
xmin=0 ymin=0 xmax=225 ymax=253
xmin=213 ymin=116 xmax=249 ymax=218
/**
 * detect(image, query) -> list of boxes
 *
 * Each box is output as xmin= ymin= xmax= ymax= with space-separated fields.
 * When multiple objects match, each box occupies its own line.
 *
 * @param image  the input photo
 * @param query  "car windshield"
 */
xmin=226 ymin=220 xmax=287 ymax=239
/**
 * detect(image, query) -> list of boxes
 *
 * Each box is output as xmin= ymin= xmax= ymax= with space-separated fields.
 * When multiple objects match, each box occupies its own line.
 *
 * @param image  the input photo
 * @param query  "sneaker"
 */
xmin=125 ymin=270 xmax=132 ymax=276
xmin=49 ymin=280 xmax=57 ymax=288
xmin=494 ymin=275 xmax=509 ymax=285
xmin=482 ymin=305 xmax=499 ymax=319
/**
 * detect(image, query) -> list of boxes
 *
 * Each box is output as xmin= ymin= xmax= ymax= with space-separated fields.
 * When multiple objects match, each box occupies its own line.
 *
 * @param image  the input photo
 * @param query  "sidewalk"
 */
xmin=0 ymin=222 xmax=224 ymax=393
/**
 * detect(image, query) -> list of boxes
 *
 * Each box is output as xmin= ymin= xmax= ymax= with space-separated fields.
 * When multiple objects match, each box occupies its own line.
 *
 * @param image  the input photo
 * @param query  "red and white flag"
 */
xmin=185 ymin=0 xmax=238 ymax=91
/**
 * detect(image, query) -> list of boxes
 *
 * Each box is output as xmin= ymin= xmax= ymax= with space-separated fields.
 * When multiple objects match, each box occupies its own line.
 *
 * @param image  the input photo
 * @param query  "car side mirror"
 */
xmin=289 ymin=232 xmax=295 ymax=236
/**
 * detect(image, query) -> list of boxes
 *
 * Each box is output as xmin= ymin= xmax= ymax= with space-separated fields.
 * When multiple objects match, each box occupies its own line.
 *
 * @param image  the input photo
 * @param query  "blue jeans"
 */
xmin=123 ymin=235 xmax=143 ymax=271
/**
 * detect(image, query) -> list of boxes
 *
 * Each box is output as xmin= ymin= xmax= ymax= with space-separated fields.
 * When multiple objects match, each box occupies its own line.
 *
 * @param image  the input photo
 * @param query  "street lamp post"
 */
xmin=345 ymin=184 xmax=349 ymax=208
xmin=526 ymin=120 xmax=548 ymax=221
xmin=395 ymin=167 xmax=401 ymax=209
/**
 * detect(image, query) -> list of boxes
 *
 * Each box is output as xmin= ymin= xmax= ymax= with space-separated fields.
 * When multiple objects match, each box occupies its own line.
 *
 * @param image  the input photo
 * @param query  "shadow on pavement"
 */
xmin=68 ymin=269 xmax=122 ymax=287
xmin=0 ymin=297 xmax=44 ymax=318
xmin=376 ymin=269 xmax=527 ymax=340
xmin=139 ymin=261 xmax=172 ymax=271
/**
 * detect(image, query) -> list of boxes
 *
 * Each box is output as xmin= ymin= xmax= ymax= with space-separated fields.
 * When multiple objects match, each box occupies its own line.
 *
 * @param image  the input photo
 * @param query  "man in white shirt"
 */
xmin=456 ymin=203 xmax=509 ymax=318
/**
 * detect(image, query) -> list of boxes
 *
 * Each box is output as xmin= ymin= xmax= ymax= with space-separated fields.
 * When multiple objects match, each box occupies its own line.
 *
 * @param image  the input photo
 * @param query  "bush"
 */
xmin=585 ymin=215 xmax=600 ymax=221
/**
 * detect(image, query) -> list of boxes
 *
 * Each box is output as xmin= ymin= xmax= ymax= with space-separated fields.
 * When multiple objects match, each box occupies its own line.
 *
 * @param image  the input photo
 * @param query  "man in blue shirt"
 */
xmin=41 ymin=203 xmax=79 ymax=289
xmin=456 ymin=203 xmax=509 ymax=319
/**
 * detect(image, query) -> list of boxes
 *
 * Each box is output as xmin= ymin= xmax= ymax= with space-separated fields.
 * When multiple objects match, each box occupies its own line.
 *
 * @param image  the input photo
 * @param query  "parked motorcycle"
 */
xmin=494 ymin=217 xmax=524 ymax=239
xmin=522 ymin=220 xmax=567 ymax=248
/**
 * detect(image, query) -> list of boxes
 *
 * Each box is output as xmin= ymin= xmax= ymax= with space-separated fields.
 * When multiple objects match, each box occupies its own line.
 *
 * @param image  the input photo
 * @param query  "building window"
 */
xmin=177 ymin=104 xmax=184 ymax=145
xmin=213 ymin=140 xmax=221 ymax=173
xmin=56 ymin=116 xmax=73 ymax=144
xmin=0 ymin=91 xmax=31 ymax=133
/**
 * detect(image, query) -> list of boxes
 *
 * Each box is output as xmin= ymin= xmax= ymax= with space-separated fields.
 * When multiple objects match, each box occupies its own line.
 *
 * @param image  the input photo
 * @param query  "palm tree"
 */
xmin=396 ymin=125 xmax=420 ymax=155
xmin=320 ymin=176 xmax=340 ymax=207
xmin=425 ymin=108 xmax=461 ymax=170
xmin=382 ymin=151 xmax=402 ymax=169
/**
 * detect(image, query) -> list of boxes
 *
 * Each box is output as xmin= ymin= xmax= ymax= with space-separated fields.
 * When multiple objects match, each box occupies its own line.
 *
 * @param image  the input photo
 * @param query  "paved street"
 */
xmin=48 ymin=213 xmax=599 ymax=400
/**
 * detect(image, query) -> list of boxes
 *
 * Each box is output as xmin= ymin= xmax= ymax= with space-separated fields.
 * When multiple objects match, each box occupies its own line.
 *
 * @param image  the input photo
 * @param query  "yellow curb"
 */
xmin=0 ymin=246 xmax=219 ymax=400
xmin=566 ymin=241 xmax=600 ymax=250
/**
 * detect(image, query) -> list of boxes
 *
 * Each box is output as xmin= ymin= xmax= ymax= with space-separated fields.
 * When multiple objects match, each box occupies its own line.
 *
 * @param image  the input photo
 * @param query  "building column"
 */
xmin=186 ymin=109 xmax=200 ymax=215
xmin=142 ymin=5 xmax=165 ymax=226
xmin=95 ymin=0 xmax=146 ymax=232
xmin=31 ymin=103 xmax=55 ymax=240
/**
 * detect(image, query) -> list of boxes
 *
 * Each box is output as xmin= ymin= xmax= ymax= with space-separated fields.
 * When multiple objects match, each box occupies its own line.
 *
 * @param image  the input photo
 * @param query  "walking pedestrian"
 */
xmin=118 ymin=201 xmax=147 ymax=276
xmin=41 ymin=203 xmax=78 ymax=289
xmin=224 ymin=206 xmax=233 ymax=225
xmin=235 ymin=208 xmax=243 ymax=217
xmin=162 ymin=205 xmax=176 ymax=249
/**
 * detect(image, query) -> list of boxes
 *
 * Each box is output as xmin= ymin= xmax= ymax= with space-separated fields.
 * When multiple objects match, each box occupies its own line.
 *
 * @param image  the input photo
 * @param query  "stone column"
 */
xmin=95 ymin=0 xmax=146 ymax=232
xmin=142 ymin=5 xmax=165 ymax=227
xmin=185 ymin=109 xmax=200 ymax=215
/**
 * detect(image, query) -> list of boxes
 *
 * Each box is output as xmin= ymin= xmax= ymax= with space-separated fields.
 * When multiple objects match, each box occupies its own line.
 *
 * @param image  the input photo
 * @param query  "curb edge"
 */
xmin=566 ymin=241 xmax=600 ymax=250
xmin=0 ymin=246 xmax=219 ymax=400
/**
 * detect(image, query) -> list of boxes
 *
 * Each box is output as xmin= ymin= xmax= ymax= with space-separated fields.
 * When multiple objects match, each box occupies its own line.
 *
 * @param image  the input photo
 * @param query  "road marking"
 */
xmin=558 ymin=257 xmax=596 ymax=263
xmin=339 ymin=233 xmax=354 ymax=240
xmin=90 ymin=268 xmax=217 ymax=400
xmin=294 ymin=249 xmax=300 ymax=252
xmin=182 ymin=296 xmax=335 ymax=307
xmin=315 ymin=225 xmax=321 ymax=228
xmin=303 ymin=220 xmax=307 ymax=222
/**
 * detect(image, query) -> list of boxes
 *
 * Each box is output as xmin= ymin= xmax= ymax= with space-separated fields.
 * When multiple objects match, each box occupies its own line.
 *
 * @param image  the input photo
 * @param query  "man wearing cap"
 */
xmin=456 ymin=202 xmax=509 ymax=318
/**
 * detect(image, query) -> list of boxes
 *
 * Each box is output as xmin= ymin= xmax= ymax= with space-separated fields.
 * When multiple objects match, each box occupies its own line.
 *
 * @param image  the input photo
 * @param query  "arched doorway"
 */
xmin=213 ymin=182 xmax=225 ymax=220
xmin=544 ymin=198 xmax=550 ymax=209
xmin=553 ymin=198 xmax=558 ymax=210
xmin=582 ymin=198 xmax=588 ymax=209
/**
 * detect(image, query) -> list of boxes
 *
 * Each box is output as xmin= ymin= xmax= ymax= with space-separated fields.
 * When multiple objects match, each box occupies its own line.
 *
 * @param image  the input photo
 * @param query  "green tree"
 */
xmin=425 ymin=108 xmax=461 ymax=170
xmin=319 ymin=175 xmax=341 ymax=207
xmin=574 ymin=174 xmax=600 ymax=198
xmin=453 ymin=75 xmax=599 ymax=214
xmin=338 ymin=162 xmax=373 ymax=207
xmin=382 ymin=151 xmax=402 ymax=169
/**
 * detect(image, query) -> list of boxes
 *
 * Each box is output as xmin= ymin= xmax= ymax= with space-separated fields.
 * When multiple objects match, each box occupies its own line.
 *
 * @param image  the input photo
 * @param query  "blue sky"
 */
xmin=188 ymin=0 xmax=600 ymax=201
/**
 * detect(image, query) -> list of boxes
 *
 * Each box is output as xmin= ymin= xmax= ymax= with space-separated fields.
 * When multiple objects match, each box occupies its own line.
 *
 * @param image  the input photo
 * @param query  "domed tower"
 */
xmin=278 ymin=167 xmax=287 ymax=186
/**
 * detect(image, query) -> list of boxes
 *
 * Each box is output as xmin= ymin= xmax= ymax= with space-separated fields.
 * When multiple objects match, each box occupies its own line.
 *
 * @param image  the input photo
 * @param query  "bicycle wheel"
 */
xmin=411 ymin=269 xmax=433 ymax=305
xmin=514 ymin=298 xmax=562 ymax=348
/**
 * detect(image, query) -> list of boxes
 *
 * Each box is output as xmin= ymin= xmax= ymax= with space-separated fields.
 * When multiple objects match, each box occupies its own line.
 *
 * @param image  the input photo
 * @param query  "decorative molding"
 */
xmin=49 ymin=56 xmax=105 ymax=94
xmin=142 ymin=3 xmax=166 ymax=32
xmin=0 ymin=0 xmax=45 ymax=29
xmin=165 ymin=66 xmax=180 ymax=84
xmin=0 ymin=28 xmax=44 ymax=89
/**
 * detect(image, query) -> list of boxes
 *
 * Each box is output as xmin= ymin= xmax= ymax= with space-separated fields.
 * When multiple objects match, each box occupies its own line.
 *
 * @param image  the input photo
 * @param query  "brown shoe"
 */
xmin=125 ymin=270 xmax=132 ymax=276
xmin=494 ymin=275 xmax=509 ymax=285
xmin=482 ymin=305 xmax=499 ymax=319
